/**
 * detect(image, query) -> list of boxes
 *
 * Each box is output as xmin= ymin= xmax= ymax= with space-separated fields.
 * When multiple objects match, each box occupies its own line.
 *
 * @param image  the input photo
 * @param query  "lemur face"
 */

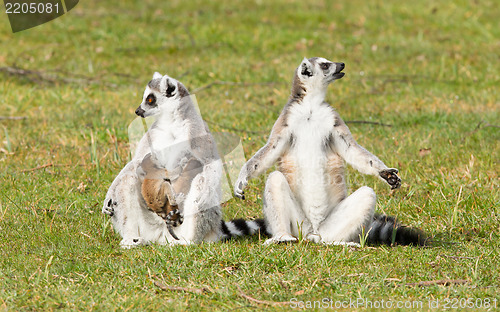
xmin=135 ymin=72 xmax=182 ymax=118
xmin=298 ymin=57 xmax=345 ymax=87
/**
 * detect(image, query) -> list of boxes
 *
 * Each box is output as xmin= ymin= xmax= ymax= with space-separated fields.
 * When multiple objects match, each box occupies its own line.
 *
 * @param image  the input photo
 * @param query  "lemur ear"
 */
xmin=160 ymin=76 xmax=177 ymax=98
xmin=152 ymin=72 xmax=162 ymax=80
xmin=299 ymin=57 xmax=314 ymax=78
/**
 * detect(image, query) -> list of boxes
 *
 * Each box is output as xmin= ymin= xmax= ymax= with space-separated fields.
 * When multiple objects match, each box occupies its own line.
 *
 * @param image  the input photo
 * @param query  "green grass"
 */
xmin=1 ymin=0 xmax=499 ymax=310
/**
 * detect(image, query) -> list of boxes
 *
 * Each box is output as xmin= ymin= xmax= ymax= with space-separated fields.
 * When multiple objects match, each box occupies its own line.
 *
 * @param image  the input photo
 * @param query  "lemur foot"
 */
xmin=331 ymin=241 xmax=361 ymax=248
xmin=306 ymin=233 xmax=322 ymax=244
xmin=168 ymin=239 xmax=193 ymax=246
xmin=103 ymin=198 xmax=117 ymax=216
xmin=120 ymin=237 xmax=148 ymax=249
xmin=379 ymin=168 xmax=401 ymax=189
xmin=264 ymin=234 xmax=298 ymax=245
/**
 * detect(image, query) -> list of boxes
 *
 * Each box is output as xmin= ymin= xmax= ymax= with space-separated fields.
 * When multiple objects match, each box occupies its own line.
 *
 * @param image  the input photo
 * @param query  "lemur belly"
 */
xmin=281 ymin=101 xmax=343 ymax=230
xmin=280 ymin=154 xmax=347 ymax=204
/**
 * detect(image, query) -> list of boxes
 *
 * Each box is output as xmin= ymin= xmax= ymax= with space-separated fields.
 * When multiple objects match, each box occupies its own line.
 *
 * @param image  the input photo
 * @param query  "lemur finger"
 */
xmin=102 ymin=199 xmax=117 ymax=216
xmin=234 ymin=190 xmax=245 ymax=200
xmin=388 ymin=174 xmax=401 ymax=189
xmin=389 ymin=180 xmax=399 ymax=189
xmin=167 ymin=224 xmax=180 ymax=240
xmin=234 ymin=177 xmax=248 ymax=199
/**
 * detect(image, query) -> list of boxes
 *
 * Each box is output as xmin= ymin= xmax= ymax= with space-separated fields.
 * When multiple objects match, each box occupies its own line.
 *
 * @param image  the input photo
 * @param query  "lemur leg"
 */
xmin=318 ymin=186 xmax=376 ymax=244
xmin=263 ymin=171 xmax=307 ymax=244
xmin=170 ymin=175 xmax=202 ymax=245
xmin=109 ymin=171 xmax=150 ymax=248
xmin=106 ymin=162 xmax=160 ymax=248
xmin=170 ymin=160 xmax=222 ymax=245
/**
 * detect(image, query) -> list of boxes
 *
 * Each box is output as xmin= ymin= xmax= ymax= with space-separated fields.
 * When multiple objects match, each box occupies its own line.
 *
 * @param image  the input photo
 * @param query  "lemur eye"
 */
xmin=146 ymin=94 xmax=156 ymax=105
xmin=320 ymin=63 xmax=331 ymax=70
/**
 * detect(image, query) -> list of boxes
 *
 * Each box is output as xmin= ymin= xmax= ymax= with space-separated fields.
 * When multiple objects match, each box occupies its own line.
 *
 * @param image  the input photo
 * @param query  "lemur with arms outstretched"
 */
xmin=103 ymin=73 xmax=268 ymax=248
xmin=234 ymin=57 xmax=425 ymax=246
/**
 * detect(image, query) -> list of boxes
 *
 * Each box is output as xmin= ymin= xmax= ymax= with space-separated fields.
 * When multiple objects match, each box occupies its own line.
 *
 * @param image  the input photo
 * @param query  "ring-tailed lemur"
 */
xmin=102 ymin=73 xmax=268 ymax=248
xmin=138 ymin=152 xmax=202 ymax=240
xmin=234 ymin=58 xmax=426 ymax=246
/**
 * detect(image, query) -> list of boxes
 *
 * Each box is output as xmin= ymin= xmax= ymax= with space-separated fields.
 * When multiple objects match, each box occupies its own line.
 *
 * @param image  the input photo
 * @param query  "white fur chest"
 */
xmin=287 ymin=99 xmax=334 ymax=163
xmin=149 ymin=113 xmax=191 ymax=171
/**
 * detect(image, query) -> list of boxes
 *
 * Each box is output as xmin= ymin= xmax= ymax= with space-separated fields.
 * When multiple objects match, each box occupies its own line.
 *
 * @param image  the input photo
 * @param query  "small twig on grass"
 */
xmin=0 ymin=116 xmax=27 ymax=121
xmin=0 ymin=66 xmax=51 ymax=84
xmin=441 ymin=255 xmax=478 ymax=261
xmin=406 ymin=279 xmax=468 ymax=287
xmin=154 ymin=280 xmax=210 ymax=295
xmin=346 ymin=120 xmax=393 ymax=127
xmin=464 ymin=120 xmax=500 ymax=140
xmin=204 ymin=119 xmax=268 ymax=135
xmin=184 ymin=25 xmax=196 ymax=47
xmin=0 ymin=192 xmax=22 ymax=210
xmin=192 ymin=80 xmax=282 ymax=94
xmin=20 ymin=163 xmax=53 ymax=173
xmin=0 ymin=65 xmax=118 ymax=87
xmin=236 ymin=285 xmax=289 ymax=307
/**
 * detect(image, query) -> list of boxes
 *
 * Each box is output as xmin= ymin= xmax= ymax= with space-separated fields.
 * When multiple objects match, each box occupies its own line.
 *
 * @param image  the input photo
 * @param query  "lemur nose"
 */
xmin=337 ymin=62 xmax=345 ymax=71
xmin=135 ymin=107 xmax=145 ymax=117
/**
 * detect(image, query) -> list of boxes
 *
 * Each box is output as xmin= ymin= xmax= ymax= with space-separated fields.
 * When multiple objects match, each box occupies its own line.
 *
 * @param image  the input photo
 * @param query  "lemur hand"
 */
xmin=234 ymin=175 xmax=248 ymax=200
xmin=165 ymin=208 xmax=184 ymax=227
xmin=379 ymin=168 xmax=401 ymax=189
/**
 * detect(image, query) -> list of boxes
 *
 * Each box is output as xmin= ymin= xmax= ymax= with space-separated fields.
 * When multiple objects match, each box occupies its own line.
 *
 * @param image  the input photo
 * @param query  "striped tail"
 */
xmin=367 ymin=214 xmax=427 ymax=246
xmin=220 ymin=218 xmax=270 ymax=240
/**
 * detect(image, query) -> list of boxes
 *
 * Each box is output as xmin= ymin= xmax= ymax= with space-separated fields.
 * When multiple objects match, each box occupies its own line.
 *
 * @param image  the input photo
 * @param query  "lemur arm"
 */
xmin=234 ymin=113 xmax=290 ymax=199
xmin=331 ymin=114 xmax=401 ymax=189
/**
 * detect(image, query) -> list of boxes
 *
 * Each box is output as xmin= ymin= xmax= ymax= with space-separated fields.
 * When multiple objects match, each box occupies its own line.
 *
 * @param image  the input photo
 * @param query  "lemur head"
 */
xmin=294 ymin=57 xmax=345 ymax=96
xmin=135 ymin=72 xmax=189 ymax=118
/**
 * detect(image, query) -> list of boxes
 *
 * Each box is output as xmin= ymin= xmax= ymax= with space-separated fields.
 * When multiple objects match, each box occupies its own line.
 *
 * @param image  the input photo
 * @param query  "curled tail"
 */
xmin=367 ymin=214 xmax=427 ymax=246
xmin=220 ymin=218 xmax=270 ymax=240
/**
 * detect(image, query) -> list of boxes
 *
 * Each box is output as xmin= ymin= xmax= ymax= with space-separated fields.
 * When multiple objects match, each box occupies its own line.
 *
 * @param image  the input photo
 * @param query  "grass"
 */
xmin=1 ymin=0 xmax=499 ymax=310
